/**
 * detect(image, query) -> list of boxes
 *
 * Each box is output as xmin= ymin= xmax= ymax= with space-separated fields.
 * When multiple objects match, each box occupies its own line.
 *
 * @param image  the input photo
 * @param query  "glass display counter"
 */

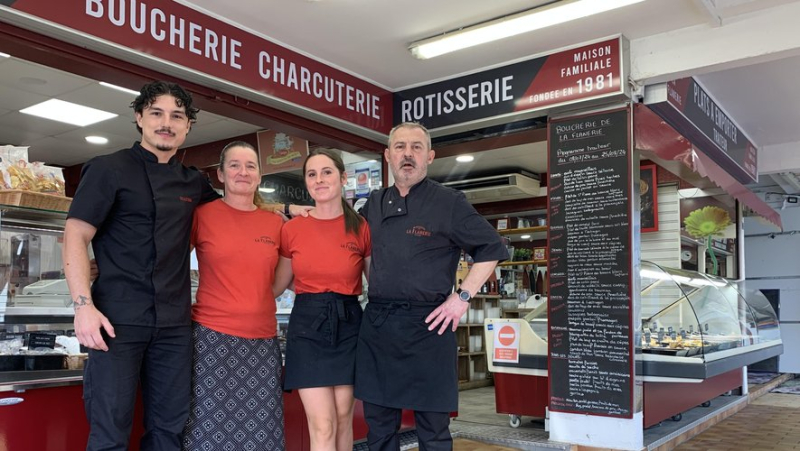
xmin=0 ymin=205 xmax=81 ymax=387
xmin=640 ymin=261 xmax=782 ymax=382
xmin=484 ymin=261 xmax=783 ymax=428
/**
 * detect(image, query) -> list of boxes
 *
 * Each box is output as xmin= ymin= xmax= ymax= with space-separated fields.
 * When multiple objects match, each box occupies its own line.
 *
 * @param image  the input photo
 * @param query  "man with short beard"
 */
xmin=63 ymin=81 xmax=218 ymax=451
xmin=355 ymin=122 xmax=508 ymax=451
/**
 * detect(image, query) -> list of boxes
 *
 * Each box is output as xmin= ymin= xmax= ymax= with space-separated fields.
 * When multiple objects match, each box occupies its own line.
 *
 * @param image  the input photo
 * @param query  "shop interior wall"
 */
xmin=640 ymin=183 xmax=682 ymax=319
xmin=744 ymin=209 xmax=800 ymax=373
xmin=62 ymin=133 xmax=258 ymax=195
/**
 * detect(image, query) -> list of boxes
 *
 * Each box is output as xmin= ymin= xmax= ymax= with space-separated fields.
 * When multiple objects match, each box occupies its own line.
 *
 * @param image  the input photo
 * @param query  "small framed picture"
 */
xmin=533 ymin=248 xmax=546 ymax=261
xmin=640 ymin=164 xmax=659 ymax=233
xmin=497 ymin=218 xmax=508 ymax=230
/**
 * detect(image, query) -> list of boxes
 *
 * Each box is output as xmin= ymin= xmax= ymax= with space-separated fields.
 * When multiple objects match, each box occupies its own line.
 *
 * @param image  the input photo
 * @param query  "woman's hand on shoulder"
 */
xmin=289 ymin=204 xmax=313 ymax=218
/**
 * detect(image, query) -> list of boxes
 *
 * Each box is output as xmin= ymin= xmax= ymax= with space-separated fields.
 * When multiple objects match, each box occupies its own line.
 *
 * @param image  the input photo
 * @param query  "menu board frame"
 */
xmin=546 ymin=106 xmax=634 ymax=418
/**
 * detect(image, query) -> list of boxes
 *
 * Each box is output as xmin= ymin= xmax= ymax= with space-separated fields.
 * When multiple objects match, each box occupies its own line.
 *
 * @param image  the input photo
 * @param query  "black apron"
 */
xmin=284 ymin=293 xmax=362 ymax=390
xmin=354 ymin=297 xmax=458 ymax=412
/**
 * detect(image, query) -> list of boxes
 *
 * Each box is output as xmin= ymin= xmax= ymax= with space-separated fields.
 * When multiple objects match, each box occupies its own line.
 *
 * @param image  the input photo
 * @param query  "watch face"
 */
xmin=459 ymin=290 xmax=470 ymax=301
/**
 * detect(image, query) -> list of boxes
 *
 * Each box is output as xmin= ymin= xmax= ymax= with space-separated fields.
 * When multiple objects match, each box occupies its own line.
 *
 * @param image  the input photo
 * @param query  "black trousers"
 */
xmin=363 ymin=401 xmax=452 ymax=451
xmin=83 ymin=324 xmax=192 ymax=451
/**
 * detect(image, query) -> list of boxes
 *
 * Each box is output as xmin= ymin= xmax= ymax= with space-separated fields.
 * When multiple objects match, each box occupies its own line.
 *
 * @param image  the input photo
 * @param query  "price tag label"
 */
xmin=28 ymin=332 xmax=56 ymax=349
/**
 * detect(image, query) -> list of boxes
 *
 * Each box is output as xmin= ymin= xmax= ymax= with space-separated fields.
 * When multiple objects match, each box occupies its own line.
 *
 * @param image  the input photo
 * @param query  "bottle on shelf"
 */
xmin=534 ymin=269 xmax=543 ymax=295
xmin=541 ymin=270 xmax=548 ymax=296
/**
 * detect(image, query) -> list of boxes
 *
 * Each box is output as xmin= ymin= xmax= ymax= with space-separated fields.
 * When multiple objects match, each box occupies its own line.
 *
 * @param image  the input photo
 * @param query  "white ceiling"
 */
xmin=0 ymin=0 xmax=798 ymax=192
xmin=0 ymin=56 xmax=262 ymax=167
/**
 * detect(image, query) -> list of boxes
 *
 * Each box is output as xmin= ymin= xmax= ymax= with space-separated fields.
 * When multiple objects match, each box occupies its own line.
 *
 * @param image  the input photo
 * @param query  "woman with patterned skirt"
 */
xmin=183 ymin=141 xmax=286 ymax=451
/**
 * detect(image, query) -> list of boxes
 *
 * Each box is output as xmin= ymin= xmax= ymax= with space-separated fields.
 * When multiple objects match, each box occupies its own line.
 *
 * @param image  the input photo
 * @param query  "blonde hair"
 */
xmin=219 ymin=141 xmax=266 ymax=208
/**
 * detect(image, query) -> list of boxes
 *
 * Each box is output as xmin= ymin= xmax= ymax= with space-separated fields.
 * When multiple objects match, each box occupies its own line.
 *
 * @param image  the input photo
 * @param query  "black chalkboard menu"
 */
xmin=547 ymin=108 xmax=633 ymax=418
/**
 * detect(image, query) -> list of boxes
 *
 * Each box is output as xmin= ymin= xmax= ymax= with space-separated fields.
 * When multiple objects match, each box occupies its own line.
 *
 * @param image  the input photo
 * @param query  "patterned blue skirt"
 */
xmin=183 ymin=322 xmax=285 ymax=451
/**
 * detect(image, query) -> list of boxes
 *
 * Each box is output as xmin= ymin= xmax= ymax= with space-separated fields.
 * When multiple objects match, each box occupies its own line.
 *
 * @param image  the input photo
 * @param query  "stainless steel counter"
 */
xmin=0 ymin=370 xmax=83 ymax=392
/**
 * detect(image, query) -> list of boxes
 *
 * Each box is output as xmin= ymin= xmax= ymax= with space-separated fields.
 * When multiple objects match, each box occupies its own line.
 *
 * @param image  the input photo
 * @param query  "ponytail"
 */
xmin=342 ymin=196 xmax=362 ymax=237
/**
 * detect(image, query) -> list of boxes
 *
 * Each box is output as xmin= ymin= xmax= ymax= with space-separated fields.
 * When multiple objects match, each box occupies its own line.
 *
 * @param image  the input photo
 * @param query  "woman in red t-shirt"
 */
xmin=185 ymin=141 xmax=286 ymax=451
xmin=275 ymin=149 xmax=371 ymax=451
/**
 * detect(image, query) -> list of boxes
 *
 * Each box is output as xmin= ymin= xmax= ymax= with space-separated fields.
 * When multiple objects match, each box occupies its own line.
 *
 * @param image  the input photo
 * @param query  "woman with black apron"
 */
xmin=274 ymin=149 xmax=371 ymax=451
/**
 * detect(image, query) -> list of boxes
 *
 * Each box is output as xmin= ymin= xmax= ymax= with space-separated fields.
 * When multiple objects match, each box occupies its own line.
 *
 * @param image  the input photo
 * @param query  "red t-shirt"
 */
xmin=280 ymin=215 xmax=371 ymax=295
xmin=191 ymin=199 xmax=283 ymax=338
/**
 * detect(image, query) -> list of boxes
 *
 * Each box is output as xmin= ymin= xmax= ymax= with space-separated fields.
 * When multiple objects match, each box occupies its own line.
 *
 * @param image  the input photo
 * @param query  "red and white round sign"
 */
xmin=498 ymin=325 xmax=517 ymax=346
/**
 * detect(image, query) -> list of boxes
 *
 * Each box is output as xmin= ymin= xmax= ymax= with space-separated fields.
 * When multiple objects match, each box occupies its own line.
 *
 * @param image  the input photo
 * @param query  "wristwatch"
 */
xmin=456 ymin=288 xmax=471 ymax=302
xmin=283 ymin=203 xmax=291 ymax=216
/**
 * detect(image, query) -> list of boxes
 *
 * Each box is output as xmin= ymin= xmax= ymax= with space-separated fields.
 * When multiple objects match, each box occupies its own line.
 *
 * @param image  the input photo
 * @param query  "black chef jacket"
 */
xmin=363 ymin=178 xmax=509 ymax=302
xmin=356 ymin=178 xmax=508 ymax=412
xmin=67 ymin=142 xmax=219 ymax=328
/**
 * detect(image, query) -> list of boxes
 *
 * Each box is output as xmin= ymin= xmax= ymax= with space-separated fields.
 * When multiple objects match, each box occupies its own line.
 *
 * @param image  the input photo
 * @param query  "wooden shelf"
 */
xmin=501 ymin=308 xmax=534 ymax=319
xmin=498 ymin=226 xmax=547 ymax=235
xmin=458 ymin=352 xmax=486 ymax=357
xmin=473 ymin=294 xmax=501 ymax=299
xmin=497 ymin=260 xmax=547 ymax=267
xmin=497 ymin=226 xmax=547 ymax=243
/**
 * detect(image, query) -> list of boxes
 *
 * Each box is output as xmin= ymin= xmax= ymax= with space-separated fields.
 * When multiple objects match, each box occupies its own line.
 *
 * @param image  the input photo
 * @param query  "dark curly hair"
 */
xmin=130 ymin=81 xmax=199 ymax=134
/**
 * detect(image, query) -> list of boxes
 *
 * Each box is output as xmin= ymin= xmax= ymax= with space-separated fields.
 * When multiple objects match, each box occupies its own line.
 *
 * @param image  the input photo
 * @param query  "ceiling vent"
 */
xmin=443 ymin=173 xmax=540 ymax=204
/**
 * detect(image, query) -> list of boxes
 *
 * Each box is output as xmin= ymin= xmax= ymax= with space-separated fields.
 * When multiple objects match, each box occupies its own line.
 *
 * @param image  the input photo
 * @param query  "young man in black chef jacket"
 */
xmin=63 ymin=81 xmax=217 ymax=450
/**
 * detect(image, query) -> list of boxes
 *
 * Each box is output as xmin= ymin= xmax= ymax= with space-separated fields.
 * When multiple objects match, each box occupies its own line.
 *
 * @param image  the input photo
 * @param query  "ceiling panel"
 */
xmin=0 ymin=58 xmax=93 ymax=97
xmin=0 ymin=84 xmax=49 ymax=111
xmin=696 ymin=55 xmax=800 ymax=147
xmin=59 ymin=84 xmax=140 ymax=118
xmin=0 ymin=123 xmax=48 ymax=147
xmin=0 ymin=55 xmax=262 ymax=167
xmin=0 ymin=111 xmax=76 ymax=137
xmin=25 ymin=136 xmax=119 ymax=167
xmin=186 ymin=118 xmax=262 ymax=145
xmin=428 ymin=142 xmax=547 ymax=182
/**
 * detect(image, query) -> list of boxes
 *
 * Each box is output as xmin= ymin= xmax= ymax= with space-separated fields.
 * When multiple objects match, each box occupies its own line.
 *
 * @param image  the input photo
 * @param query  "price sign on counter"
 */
xmin=27 ymin=332 xmax=56 ymax=349
xmin=547 ymin=108 xmax=633 ymax=418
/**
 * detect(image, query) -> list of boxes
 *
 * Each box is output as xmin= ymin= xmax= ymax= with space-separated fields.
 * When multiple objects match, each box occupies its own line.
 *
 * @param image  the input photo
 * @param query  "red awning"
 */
xmin=691 ymin=147 xmax=783 ymax=230
xmin=634 ymin=104 xmax=782 ymax=230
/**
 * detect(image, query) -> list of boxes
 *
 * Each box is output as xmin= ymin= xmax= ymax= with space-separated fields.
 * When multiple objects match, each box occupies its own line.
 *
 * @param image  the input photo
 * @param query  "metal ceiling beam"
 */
xmin=693 ymin=0 xmax=723 ymax=27
xmin=757 ymin=140 xmax=800 ymax=176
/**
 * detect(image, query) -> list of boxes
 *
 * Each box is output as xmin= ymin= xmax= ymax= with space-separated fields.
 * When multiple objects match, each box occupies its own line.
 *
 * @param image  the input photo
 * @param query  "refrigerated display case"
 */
xmin=640 ymin=261 xmax=782 ymax=380
xmin=485 ymin=261 xmax=783 ymax=428
xmin=0 ymin=205 xmax=116 ymax=451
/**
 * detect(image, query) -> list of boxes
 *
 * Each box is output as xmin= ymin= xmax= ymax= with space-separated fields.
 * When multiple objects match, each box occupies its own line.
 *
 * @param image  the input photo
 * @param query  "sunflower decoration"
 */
xmin=684 ymin=206 xmax=732 ymax=275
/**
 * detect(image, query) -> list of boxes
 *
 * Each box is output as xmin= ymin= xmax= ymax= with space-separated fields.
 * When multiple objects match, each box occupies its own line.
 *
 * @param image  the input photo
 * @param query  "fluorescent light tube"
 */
xmin=21 ymin=99 xmax=117 ymax=126
xmin=410 ymin=0 xmax=645 ymax=59
xmin=99 ymin=81 xmax=141 ymax=96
